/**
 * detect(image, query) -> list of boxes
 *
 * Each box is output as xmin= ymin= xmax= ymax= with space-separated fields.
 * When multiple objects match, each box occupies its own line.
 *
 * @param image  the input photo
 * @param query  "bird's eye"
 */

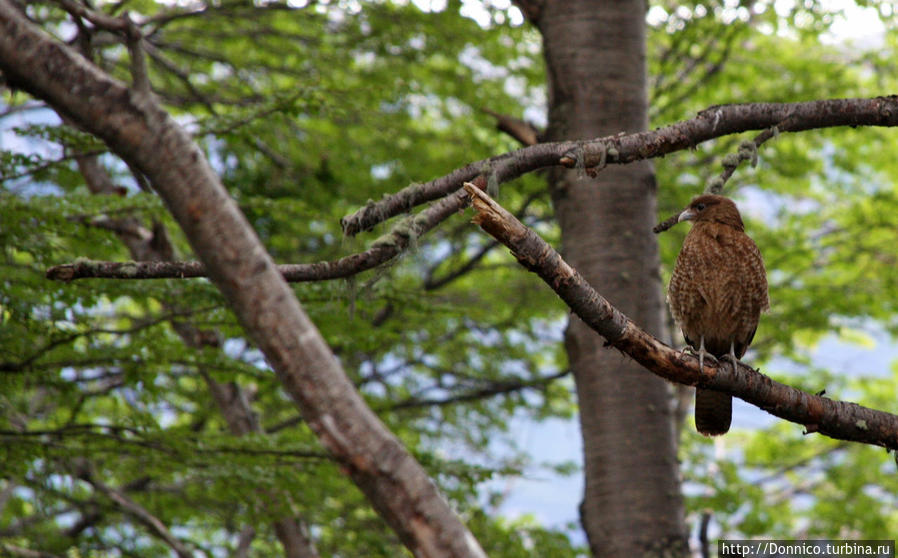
xmin=695 ymin=203 xmax=706 ymax=211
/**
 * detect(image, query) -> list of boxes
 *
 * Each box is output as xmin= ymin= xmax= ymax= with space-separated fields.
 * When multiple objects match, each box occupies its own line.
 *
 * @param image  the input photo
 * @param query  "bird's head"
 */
xmin=677 ymin=194 xmax=745 ymax=231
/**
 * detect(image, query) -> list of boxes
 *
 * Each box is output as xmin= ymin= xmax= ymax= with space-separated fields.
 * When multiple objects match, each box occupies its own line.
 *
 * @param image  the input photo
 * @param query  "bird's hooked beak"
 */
xmin=678 ymin=208 xmax=697 ymax=223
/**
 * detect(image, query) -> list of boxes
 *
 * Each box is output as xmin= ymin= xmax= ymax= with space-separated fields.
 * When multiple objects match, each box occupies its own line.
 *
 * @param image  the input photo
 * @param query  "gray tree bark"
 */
xmin=530 ymin=1 xmax=689 ymax=555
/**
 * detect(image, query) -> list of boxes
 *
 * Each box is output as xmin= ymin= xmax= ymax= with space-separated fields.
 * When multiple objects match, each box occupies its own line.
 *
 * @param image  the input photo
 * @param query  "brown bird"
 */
xmin=667 ymin=194 xmax=768 ymax=436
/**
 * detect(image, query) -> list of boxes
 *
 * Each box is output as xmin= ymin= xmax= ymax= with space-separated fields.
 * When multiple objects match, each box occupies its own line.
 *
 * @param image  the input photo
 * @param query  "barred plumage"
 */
xmin=667 ymin=195 xmax=768 ymax=436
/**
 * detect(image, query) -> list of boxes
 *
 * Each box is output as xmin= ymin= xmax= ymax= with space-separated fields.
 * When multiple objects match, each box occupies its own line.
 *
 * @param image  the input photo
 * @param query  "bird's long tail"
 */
xmin=695 ymin=388 xmax=732 ymax=436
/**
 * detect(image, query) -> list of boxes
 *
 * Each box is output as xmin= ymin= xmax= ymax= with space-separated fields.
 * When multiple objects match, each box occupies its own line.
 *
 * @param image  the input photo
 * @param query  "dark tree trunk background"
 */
xmin=532 ymin=1 xmax=689 ymax=555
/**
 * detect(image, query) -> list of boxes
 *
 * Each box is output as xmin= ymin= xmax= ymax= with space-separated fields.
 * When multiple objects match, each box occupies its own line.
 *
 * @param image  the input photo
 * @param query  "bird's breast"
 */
xmin=668 ymin=222 xmax=768 ymax=356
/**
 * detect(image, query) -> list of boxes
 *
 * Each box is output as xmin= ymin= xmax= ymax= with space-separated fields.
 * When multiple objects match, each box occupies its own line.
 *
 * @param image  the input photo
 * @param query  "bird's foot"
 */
xmin=676 ymin=345 xmax=718 ymax=361
xmin=676 ymin=345 xmax=719 ymax=370
xmin=719 ymin=352 xmax=742 ymax=372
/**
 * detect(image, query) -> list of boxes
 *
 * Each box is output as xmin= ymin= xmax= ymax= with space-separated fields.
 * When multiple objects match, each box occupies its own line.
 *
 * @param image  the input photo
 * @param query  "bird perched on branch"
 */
xmin=665 ymin=194 xmax=768 ymax=436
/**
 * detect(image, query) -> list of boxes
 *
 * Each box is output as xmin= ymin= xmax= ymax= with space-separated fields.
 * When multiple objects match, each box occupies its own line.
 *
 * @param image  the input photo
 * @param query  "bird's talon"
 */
xmin=719 ymin=353 xmax=741 ymax=371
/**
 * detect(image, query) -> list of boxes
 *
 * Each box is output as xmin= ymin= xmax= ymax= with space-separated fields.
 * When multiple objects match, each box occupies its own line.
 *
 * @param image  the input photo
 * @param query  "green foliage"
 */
xmin=468 ymin=509 xmax=586 ymax=558
xmin=2 ymin=2 xmax=576 ymax=556
xmin=3 ymin=0 xmax=898 ymax=555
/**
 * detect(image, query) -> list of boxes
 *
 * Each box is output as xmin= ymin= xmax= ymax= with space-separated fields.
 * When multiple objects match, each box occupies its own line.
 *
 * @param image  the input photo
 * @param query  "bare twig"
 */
xmin=482 ymin=108 xmax=540 ymax=146
xmin=0 ymin=149 xmax=108 ymax=182
xmin=653 ymin=115 xmax=796 ymax=233
xmin=77 ymin=469 xmax=193 ymax=558
xmin=423 ymin=187 xmax=544 ymax=290
xmin=652 ymin=212 xmax=682 ymax=234
xmin=52 ymin=0 xmax=130 ymax=33
xmin=384 ymin=369 xmax=571 ymax=412
xmin=123 ymin=15 xmax=150 ymax=94
xmin=52 ymin=0 xmax=152 ymax=94
xmin=142 ymin=41 xmax=216 ymax=113
xmin=704 ymin=115 xmax=796 ymax=195
xmin=698 ymin=511 xmax=711 ymax=558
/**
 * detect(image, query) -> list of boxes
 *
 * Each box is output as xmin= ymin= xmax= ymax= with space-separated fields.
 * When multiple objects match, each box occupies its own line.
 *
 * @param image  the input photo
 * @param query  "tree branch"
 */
xmin=55 ymin=101 xmax=898 ymax=286
xmin=46 ymin=184 xmax=476 ymax=283
xmin=69 ymin=463 xmax=193 ymax=558
xmin=0 ymin=544 xmax=63 ymax=558
xmin=342 ymin=96 xmax=898 ymax=236
xmin=88 ymin=477 xmax=193 ymax=558
xmin=51 ymin=0 xmax=131 ymax=33
xmin=462 ymin=183 xmax=898 ymax=451
xmin=383 ymin=369 xmax=570 ymax=412
xmin=482 ymin=108 xmax=540 ymax=146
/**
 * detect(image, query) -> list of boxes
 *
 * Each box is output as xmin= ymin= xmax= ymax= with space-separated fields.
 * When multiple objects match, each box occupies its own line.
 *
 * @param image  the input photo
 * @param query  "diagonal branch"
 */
xmin=92 ymin=482 xmax=193 ymax=558
xmin=462 ymin=183 xmax=898 ymax=451
xmin=75 ymin=466 xmax=193 ymax=558
xmin=342 ymin=96 xmax=898 ymax=236
xmin=482 ymin=108 xmax=540 ymax=146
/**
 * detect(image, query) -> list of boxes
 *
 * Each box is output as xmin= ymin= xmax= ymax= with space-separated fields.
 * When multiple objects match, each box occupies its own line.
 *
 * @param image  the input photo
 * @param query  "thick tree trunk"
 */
xmin=534 ymin=1 xmax=688 ymax=555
